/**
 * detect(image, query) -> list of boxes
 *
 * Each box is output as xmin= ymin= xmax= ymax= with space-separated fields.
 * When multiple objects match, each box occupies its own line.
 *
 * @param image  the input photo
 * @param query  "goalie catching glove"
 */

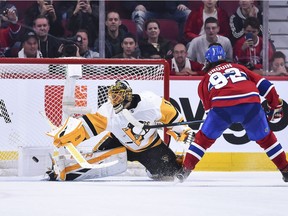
xmin=47 ymin=117 xmax=88 ymax=148
xmin=266 ymin=98 xmax=283 ymax=122
xmin=167 ymin=127 xmax=195 ymax=145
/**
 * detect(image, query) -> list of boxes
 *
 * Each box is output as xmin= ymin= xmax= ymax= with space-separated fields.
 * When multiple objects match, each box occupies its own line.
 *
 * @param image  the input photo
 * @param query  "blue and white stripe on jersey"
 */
xmin=256 ymin=78 xmax=274 ymax=97
xmin=187 ymin=142 xmax=206 ymax=160
xmin=265 ymin=142 xmax=284 ymax=160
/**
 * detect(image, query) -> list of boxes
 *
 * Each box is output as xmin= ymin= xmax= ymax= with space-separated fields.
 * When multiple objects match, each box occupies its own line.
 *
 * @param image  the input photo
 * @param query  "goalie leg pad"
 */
xmin=52 ymin=147 xmax=128 ymax=181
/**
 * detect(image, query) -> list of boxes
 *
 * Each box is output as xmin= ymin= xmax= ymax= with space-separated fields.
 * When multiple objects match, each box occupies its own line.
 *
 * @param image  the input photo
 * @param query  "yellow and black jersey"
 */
xmin=81 ymin=91 xmax=185 ymax=152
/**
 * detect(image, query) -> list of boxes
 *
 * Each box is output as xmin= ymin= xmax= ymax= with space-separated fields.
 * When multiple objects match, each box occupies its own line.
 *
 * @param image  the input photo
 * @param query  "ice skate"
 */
xmin=175 ymin=167 xmax=191 ymax=183
xmin=280 ymin=165 xmax=288 ymax=182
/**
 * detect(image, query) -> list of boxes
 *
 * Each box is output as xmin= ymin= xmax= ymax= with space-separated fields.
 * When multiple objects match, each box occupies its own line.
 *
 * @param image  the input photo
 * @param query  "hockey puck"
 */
xmin=32 ymin=156 xmax=39 ymax=163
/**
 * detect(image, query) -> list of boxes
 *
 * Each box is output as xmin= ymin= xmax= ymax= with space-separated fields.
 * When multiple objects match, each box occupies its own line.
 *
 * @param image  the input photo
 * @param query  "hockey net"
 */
xmin=0 ymin=58 xmax=169 ymax=177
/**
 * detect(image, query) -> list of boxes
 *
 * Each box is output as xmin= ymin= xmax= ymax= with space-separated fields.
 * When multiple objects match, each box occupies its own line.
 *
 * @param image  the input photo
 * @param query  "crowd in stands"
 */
xmin=0 ymin=0 xmax=287 ymax=76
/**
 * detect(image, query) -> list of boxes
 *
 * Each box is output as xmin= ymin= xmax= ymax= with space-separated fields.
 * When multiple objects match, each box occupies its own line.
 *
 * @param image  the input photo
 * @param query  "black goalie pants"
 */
xmin=96 ymin=134 xmax=181 ymax=178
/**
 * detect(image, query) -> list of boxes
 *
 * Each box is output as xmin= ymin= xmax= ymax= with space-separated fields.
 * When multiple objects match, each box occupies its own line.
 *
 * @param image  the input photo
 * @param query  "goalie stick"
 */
xmin=122 ymin=109 xmax=204 ymax=129
xmin=39 ymin=111 xmax=118 ymax=169
xmin=63 ymin=143 xmax=118 ymax=169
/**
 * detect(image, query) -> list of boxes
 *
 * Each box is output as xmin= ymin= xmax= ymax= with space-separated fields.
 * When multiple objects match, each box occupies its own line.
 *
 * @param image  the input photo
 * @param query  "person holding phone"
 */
xmin=24 ymin=0 xmax=64 ymax=37
xmin=0 ymin=0 xmax=18 ymax=28
xmin=0 ymin=5 xmax=21 ymax=57
xmin=66 ymin=0 xmax=99 ymax=48
xmin=72 ymin=0 xmax=92 ymax=14
xmin=233 ymin=17 xmax=274 ymax=75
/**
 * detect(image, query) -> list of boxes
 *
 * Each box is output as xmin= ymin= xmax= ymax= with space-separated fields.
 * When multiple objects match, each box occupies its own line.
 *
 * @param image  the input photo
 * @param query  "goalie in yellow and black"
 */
xmin=47 ymin=80 xmax=195 ymax=181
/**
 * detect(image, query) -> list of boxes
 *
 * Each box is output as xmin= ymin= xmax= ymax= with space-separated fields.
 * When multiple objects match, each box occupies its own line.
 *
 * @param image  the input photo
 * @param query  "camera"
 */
xmin=0 ymin=5 xmax=17 ymax=17
xmin=61 ymin=35 xmax=83 ymax=57
xmin=0 ymin=8 xmax=8 ymax=16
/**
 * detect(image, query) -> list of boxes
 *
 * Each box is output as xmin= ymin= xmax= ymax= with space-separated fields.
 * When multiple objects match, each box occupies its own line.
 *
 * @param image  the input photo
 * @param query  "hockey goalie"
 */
xmin=46 ymin=80 xmax=194 ymax=181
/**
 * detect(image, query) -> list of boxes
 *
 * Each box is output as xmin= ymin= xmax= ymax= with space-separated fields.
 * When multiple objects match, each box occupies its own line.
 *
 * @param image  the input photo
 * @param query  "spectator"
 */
xmin=0 ymin=0 xmax=17 ymax=28
xmin=33 ymin=15 xmax=61 ymax=58
xmin=229 ymin=0 xmax=263 ymax=45
xmin=18 ymin=31 xmax=42 ymax=58
xmin=113 ymin=33 xmax=139 ymax=58
xmin=187 ymin=17 xmax=233 ymax=64
xmin=66 ymin=0 xmax=99 ymax=48
xmin=168 ymin=43 xmax=204 ymax=76
xmin=124 ymin=1 xmax=191 ymax=40
xmin=268 ymin=51 xmax=288 ymax=76
xmin=139 ymin=19 xmax=174 ymax=59
xmin=184 ymin=0 xmax=230 ymax=42
xmin=24 ymin=0 xmax=64 ymax=37
xmin=59 ymin=43 xmax=80 ymax=58
xmin=233 ymin=17 xmax=274 ymax=74
xmin=75 ymin=29 xmax=99 ymax=58
xmin=94 ymin=11 xmax=128 ymax=58
xmin=0 ymin=6 xmax=21 ymax=57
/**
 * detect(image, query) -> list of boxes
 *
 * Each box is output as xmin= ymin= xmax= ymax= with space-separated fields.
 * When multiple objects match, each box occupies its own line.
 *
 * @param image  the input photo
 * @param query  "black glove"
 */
xmin=245 ymin=62 xmax=255 ymax=70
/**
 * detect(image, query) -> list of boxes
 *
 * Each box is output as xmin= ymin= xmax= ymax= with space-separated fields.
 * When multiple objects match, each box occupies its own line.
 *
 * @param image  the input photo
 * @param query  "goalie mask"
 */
xmin=108 ymin=80 xmax=133 ymax=113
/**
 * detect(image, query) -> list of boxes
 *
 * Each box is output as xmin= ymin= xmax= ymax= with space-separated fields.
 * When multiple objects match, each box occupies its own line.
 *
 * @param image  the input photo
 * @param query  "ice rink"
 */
xmin=0 ymin=171 xmax=287 ymax=216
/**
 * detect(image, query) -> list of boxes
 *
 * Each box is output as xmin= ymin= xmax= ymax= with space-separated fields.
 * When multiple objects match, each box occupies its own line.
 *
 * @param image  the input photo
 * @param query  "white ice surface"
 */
xmin=0 ymin=171 xmax=287 ymax=216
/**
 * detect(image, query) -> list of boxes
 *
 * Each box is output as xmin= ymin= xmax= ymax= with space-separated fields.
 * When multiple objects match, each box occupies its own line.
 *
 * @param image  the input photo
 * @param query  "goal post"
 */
xmin=0 ymin=58 xmax=170 ymax=176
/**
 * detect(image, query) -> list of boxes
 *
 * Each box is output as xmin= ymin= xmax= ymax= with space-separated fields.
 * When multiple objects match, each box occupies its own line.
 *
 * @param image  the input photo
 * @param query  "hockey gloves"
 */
xmin=47 ymin=117 xmax=88 ymax=148
xmin=167 ymin=128 xmax=195 ymax=145
xmin=266 ymin=98 xmax=283 ymax=122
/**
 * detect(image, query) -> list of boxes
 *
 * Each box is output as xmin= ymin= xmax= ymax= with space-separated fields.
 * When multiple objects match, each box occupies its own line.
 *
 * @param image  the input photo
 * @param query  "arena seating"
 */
xmin=158 ymin=19 xmax=179 ymax=42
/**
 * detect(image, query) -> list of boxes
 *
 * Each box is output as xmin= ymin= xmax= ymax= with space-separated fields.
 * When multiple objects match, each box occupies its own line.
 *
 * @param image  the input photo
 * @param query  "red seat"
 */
xmin=61 ymin=19 xmax=72 ymax=37
xmin=158 ymin=19 xmax=179 ymax=42
xmin=218 ymin=1 xmax=239 ymax=17
xmin=121 ymin=19 xmax=137 ymax=36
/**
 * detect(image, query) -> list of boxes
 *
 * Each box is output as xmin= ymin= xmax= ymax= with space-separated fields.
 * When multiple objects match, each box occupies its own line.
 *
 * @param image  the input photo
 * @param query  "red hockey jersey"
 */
xmin=198 ymin=63 xmax=279 ymax=111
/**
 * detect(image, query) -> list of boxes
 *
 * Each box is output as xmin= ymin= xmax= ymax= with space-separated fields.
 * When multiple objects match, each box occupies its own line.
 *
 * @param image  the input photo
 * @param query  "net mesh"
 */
xmin=0 ymin=58 xmax=169 ymax=176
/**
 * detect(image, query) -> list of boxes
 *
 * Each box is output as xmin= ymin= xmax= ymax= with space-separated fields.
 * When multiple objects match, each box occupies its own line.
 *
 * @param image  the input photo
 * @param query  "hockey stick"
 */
xmin=122 ymin=109 xmax=204 ymax=129
xmin=142 ymin=120 xmax=205 ymax=129
xmin=40 ymin=111 xmax=118 ymax=169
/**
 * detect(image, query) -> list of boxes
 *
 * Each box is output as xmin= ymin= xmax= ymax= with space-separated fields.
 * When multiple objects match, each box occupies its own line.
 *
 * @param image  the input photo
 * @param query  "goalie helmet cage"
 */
xmin=0 ymin=58 xmax=170 ymax=176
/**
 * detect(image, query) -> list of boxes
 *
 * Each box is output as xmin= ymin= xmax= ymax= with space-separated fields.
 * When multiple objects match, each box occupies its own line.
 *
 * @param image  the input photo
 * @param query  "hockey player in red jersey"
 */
xmin=177 ymin=43 xmax=288 ymax=182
